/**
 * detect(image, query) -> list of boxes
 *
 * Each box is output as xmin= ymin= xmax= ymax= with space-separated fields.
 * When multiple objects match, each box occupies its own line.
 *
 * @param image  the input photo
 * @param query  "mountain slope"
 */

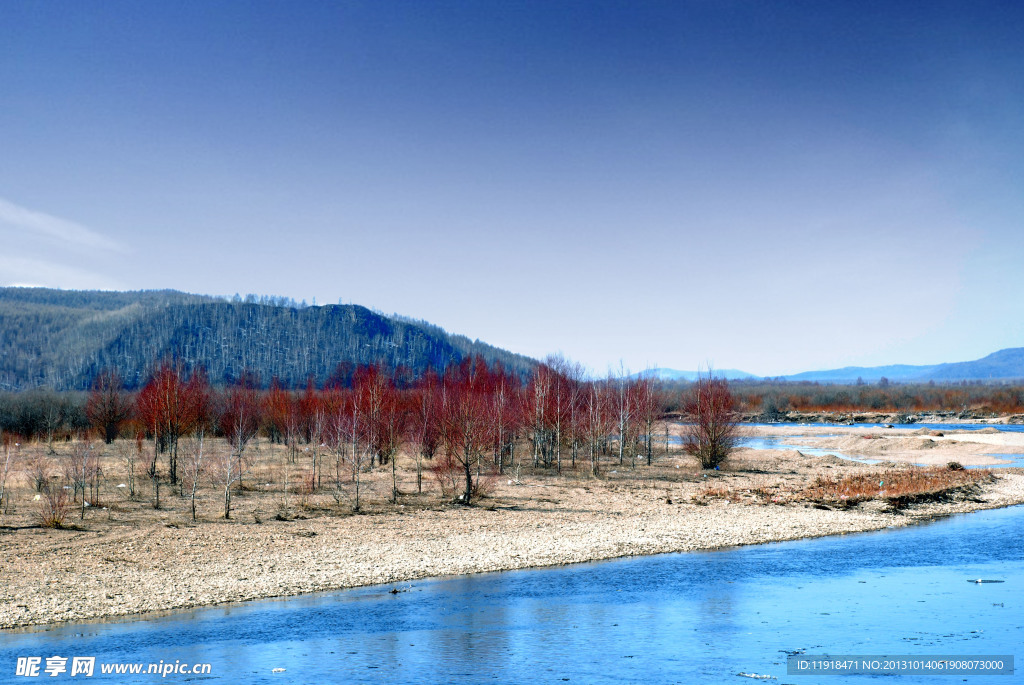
xmin=0 ymin=288 xmax=536 ymax=390
xmin=919 ymin=348 xmax=1024 ymax=381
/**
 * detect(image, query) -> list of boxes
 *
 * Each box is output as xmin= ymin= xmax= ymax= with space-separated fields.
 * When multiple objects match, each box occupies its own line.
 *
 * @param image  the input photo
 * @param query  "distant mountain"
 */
xmin=631 ymin=368 xmax=758 ymax=382
xmin=909 ymin=347 xmax=1024 ymax=382
xmin=0 ymin=288 xmax=537 ymax=390
xmin=780 ymin=363 xmax=936 ymax=384
xmin=634 ymin=348 xmax=1024 ymax=384
xmin=778 ymin=348 xmax=1024 ymax=383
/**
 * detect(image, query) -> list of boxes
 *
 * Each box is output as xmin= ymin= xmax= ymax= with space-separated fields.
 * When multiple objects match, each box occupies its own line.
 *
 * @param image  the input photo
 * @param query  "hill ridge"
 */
xmin=0 ymin=287 xmax=535 ymax=390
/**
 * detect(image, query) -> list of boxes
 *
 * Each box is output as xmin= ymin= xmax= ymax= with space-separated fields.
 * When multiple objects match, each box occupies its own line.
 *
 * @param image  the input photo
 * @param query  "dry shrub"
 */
xmin=803 ymin=467 xmax=990 ymax=507
xmin=691 ymin=484 xmax=739 ymax=505
xmin=430 ymin=456 xmax=497 ymax=500
xmin=749 ymin=485 xmax=791 ymax=505
xmin=297 ymin=470 xmax=316 ymax=495
xmin=39 ymin=484 xmax=72 ymax=528
xmin=474 ymin=468 xmax=498 ymax=498
xmin=431 ymin=456 xmax=462 ymax=498
xmin=24 ymin=453 xmax=52 ymax=492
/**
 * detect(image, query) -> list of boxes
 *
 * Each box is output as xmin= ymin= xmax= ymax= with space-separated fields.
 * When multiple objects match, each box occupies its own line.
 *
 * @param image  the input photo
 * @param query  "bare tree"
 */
xmin=86 ymin=369 xmax=132 ymax=444
xmin=116 ymin=435 xmax=143 ymax=500
xmin=41 ymin=394 xmax=65 ymax=454
xmin=306 ymin=388 xmax=328 ymax=490
xmin=0 ymin=433 xmax=17 ymax=515
xmin=208 ymin=438 xmax=257 ymax=521
xmin=585 ymin=379 xmax=613 ymax=476
xmin=634 ymin=373 xmax=660 ymax=466
xmin=323 ymin=388 xmax=349 ymax=505
xmin=487 ymin=367 xmax=520 ymax=475
xmin=345 ymin=389 xmax=365 ymax=512
xmin=528 ymin=365 xmax=551 ymax=468
xmin=613 ymin=366 xmax=636 ymax=467
xmin=63 ymin=439 xmax=99 ymax=520
xmin=680 ymin=372 xmax=740 ymax=469
xmin=355 ymin=365 xmax=406 ymax=502
xmin=180 ymin=432 xmax=207 ymax=521
xmin=23 ymin=452 xmax=50 ymax=493
xmin=219 ymin=378 xmax=261 ymax=488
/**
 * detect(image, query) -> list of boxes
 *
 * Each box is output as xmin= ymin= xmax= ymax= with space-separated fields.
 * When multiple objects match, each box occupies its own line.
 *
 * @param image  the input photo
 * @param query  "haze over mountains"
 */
xmin=633 ymin=369 xmax=760 ymax=382
xmin=644 ymin=347 xmax=1024 ymax=384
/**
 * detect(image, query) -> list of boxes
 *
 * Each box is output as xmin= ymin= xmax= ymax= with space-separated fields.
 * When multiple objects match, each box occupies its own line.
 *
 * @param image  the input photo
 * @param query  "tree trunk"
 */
xmin=354 ymin=462 xmax=361 ymax=512
xmin=391 ymin=454 xmax=398 ymax=504
xmin=416 ymin=452 xmax=423 ymax=494
xmin=556 ymin=422 xmax=561 ymax=475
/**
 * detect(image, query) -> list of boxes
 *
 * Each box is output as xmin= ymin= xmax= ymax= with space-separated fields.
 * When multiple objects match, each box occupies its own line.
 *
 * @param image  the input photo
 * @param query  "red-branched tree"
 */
xmin=86 ymin=369 xmax=133 ymax=444
xmin=219 ymin=374 xmax=262 ymax=458
xmin=262 ymin=377 xmax=291 ymax=445
xmin=353 ymin=364 xmax=409 ymax=502
xmin=680 ymin=372 xmax=740 ymax=469
xmin=137 ymin=362 xmax=189 ymax=483
xmin=439 ymin=356 xmax=493 ymax=504
xmin=411 ymin=369 xmax=442 ymax=493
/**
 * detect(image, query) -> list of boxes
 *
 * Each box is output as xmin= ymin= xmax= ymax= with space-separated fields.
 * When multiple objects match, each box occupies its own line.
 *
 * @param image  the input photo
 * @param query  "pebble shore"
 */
xmin=3 ymin=461 xmax=1022 ymax=631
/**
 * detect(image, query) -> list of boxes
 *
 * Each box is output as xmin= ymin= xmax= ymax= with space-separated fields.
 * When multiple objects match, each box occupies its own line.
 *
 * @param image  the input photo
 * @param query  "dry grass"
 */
xmin=0 ymin=429 xmax=1007 ymax=531
xmin=802 ymin=466 xmax=993 ymax=508
xmin=0 ymin=434 xmax=697 ymax=529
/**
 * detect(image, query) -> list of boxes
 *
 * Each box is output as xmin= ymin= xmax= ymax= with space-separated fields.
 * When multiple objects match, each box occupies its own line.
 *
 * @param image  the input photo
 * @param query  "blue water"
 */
xmin=3 ymin=507 xmax=1021 ymax=684
xmin=737 ymin=436 xmax=881 ymax=465
xmin=746 ymin=422 xmax=1024 ymax=433
xmin=982 ymin=454 xmax=1024 ymax=468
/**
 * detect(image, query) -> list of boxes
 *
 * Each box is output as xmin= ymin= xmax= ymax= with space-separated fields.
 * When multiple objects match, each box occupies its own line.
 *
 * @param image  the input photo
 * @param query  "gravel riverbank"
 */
xmin=3 ymin=431 xmax=1023 ymax=631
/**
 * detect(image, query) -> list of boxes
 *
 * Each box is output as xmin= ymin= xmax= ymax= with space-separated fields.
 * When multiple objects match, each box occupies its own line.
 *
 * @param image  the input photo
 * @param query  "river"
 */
xmin=2 ymin=506 xmax=1020 ymax=683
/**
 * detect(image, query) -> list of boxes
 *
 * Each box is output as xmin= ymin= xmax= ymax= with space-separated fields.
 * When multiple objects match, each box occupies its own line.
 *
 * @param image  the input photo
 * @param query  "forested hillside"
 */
xmin=0 ymin=288 xmax=535 ymax=390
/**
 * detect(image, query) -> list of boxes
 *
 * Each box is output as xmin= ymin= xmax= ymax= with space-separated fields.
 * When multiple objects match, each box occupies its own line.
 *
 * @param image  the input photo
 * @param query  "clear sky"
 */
xmin=2 ymin=1 xmax=1022 ymax=376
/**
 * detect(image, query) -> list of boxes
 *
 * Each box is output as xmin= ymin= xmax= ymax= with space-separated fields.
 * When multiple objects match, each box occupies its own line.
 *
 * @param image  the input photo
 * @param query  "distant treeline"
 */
xmin=666 ymin=379 xmax=1024 ymax=416
xmin=0 ymin=288 xmax=536 ymax=390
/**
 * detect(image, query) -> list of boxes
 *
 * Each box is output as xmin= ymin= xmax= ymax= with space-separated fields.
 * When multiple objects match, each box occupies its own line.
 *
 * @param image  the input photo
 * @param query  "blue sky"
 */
xmin=2 ymin=1 xmax=1022 ymax=375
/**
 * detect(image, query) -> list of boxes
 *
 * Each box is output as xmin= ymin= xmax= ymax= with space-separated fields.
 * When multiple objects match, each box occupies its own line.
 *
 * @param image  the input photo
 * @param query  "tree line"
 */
xmin=6 ymin=356 xmax=679 ymax=509
xmin=717 ymin=380 xmax=1024 ymax=417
